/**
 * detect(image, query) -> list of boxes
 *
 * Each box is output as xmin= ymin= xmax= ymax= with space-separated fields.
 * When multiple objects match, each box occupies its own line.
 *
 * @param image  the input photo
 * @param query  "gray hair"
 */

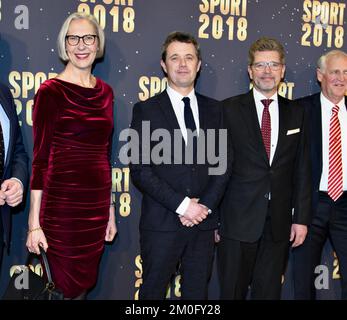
xmin=317 ymin=50 xmax=347 ymax=72
xmin=57 ymin=12 xmax=105 ymax=62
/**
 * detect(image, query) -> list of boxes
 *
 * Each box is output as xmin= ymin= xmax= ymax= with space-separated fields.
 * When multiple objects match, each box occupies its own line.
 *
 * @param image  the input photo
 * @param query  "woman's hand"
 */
xmin=105 ymin=205 xmax=117 ymax=242
xmin=26 ymin=227 xmax=48 ymax=254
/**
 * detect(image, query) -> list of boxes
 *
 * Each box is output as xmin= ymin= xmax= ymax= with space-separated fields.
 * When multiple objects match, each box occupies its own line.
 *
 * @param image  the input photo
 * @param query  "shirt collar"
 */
xmin=167 ymin=85 xmax=195 ymax=101
xmin=253 ymin=88 xmax=278 ymax=103
xmin=320 ymin=92 xmax=346 ymax=111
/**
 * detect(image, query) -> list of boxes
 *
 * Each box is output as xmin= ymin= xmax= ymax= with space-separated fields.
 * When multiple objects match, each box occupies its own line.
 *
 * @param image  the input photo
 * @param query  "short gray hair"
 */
xmin=57 ymin=12 xmax=105 ymax=62
xmin=317 ymin=50 xmax=347 ymax=72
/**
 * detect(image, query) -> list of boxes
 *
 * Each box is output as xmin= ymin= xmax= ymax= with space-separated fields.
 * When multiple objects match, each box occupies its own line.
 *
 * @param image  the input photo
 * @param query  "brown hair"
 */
xmin=161 ymin=31 xmax=201 ymax=62
xmin=248 ymin=37 xmax=285 ymax=65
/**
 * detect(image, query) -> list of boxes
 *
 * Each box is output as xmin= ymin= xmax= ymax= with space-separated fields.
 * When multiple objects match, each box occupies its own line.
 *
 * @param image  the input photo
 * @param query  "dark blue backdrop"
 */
xmin=0 ymin=0 xmax=346 ymax=299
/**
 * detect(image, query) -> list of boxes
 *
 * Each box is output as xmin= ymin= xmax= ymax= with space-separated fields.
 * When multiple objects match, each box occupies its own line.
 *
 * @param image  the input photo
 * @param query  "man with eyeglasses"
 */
xmin=293 ymin=50 xmax=347 ymax=300
xmin=217 ymin=37 xmax=311 ymax=299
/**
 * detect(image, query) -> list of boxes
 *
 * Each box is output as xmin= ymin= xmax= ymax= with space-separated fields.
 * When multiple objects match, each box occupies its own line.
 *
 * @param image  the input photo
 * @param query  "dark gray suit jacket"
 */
xmin=296 ymin=93 xmax=347 ymax=217
xmin=0 ymin=81 xmax=28 ymax=247
xmin=130 ymin=90 xmax=229 ymax=231
xmin=219 ymin=90 xmax=311 ymax=242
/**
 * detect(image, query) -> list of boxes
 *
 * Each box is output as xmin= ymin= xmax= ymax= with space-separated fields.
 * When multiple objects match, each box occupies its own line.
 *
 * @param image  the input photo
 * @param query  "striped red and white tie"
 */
xmin=328 ymin=105 xmax=343 ymax=201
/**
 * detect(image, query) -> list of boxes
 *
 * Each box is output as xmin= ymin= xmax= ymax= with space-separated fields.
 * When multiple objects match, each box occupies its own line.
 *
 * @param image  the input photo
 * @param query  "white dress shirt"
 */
xmin=166 ymin=85 xmax=200 ymax=143
xmin=253 ymin=88 xmax=279 ymax=165
xmin=319 ymin=93 xmax=347 ymax=191
xmin=166 ymin=86 xmax=200 ymax=216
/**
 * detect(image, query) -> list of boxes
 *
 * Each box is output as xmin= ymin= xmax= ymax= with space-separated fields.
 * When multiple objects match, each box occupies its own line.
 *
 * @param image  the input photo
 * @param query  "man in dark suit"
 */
xmin=217 ymin=37 xmax=311 ymax=299
xmin=0 ymin=81 xmax=28 ymax=275
xmin=130 ymin=32 xmax=228 ymax=299
xmin=293 ymin=50 xmax=347 ymax=299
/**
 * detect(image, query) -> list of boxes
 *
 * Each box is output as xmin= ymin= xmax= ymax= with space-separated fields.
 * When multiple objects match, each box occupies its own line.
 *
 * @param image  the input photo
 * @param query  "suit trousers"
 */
xmin=139 ymin=226 xmax=215 ymax=300
xmin=217 ymin=217 xmax=289 ymax=299
xmin=293 ymin=192 xmax=347 ymax=300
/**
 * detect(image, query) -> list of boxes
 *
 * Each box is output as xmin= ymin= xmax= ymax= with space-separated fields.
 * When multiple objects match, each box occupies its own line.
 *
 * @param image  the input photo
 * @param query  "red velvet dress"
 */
xmin=31 ymin=78 xmax=114 ymax=298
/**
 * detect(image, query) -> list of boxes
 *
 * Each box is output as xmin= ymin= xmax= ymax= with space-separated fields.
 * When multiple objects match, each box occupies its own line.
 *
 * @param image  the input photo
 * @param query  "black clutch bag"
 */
xmin=2 ymin=247 xmax=64 ymax=300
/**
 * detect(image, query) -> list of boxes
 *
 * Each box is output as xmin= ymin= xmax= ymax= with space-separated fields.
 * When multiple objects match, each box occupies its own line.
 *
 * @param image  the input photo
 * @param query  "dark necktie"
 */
xmin=260 ymin=99 xmax=273 ymax=160
xmin=0 ymin=120 xmax=4 ymax=178
xmin=182 ymin=97 xmax=197 ymax=162
xmin=328 ymin=105 xmax=343 ymax=201
xmin=182 ymin=97 xmax=196 ymax=132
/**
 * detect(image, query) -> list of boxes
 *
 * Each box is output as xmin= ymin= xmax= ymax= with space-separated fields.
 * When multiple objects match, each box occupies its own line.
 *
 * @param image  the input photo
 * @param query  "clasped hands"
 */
xmin=0 ymin=178 xmax=24 ymax=207
xmin=180 ymin=198 xmax=209 ymax=227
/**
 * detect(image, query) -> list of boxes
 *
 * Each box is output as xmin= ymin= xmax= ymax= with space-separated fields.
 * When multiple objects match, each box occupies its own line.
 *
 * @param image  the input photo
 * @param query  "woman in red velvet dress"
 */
xmin=26 ymin=12 xmax=117 ymax=299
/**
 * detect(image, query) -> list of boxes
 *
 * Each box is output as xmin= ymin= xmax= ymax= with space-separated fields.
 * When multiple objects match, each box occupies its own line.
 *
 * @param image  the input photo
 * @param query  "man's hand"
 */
xmin=1 ymin=178 xmax=24 ymax=207
xmin=290 ymin=224 xmax=308 ymax=247
xmin=179 ymin=215 xmax=194 ymax=227
xmin=214 ymin=229 xmax=220 ymax=243
xmin=0 ymin=190 xmax=6 ymax=206
xmin=183 ymin=199 xmax=208 ymax=225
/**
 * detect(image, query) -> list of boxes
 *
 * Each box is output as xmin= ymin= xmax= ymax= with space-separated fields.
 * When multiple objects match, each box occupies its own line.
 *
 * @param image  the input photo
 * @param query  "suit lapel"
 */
xmin=0 ymin=88 xmax=13 ymax=169
xmin=157 ymin=91 xmax=181 ymax=132
xmin=239 ymin=91 xmax=269 ymax=164
xmin=196 ymin=93 xmax=206 ymax=131
xmin=311 ymin=93 xmax=323 ymax=175
xmin=156 ymin=90 xmax=186 ymax=162
xmin=271 ymin=96 xmax=289 ymax=166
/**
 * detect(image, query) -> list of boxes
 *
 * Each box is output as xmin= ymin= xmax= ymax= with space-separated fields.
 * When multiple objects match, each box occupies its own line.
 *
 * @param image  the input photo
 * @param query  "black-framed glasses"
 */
xmin=252 ymin=61 xmax=283 ymax=71
xmin=65 ymin=34 xmax=98 ymax=46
